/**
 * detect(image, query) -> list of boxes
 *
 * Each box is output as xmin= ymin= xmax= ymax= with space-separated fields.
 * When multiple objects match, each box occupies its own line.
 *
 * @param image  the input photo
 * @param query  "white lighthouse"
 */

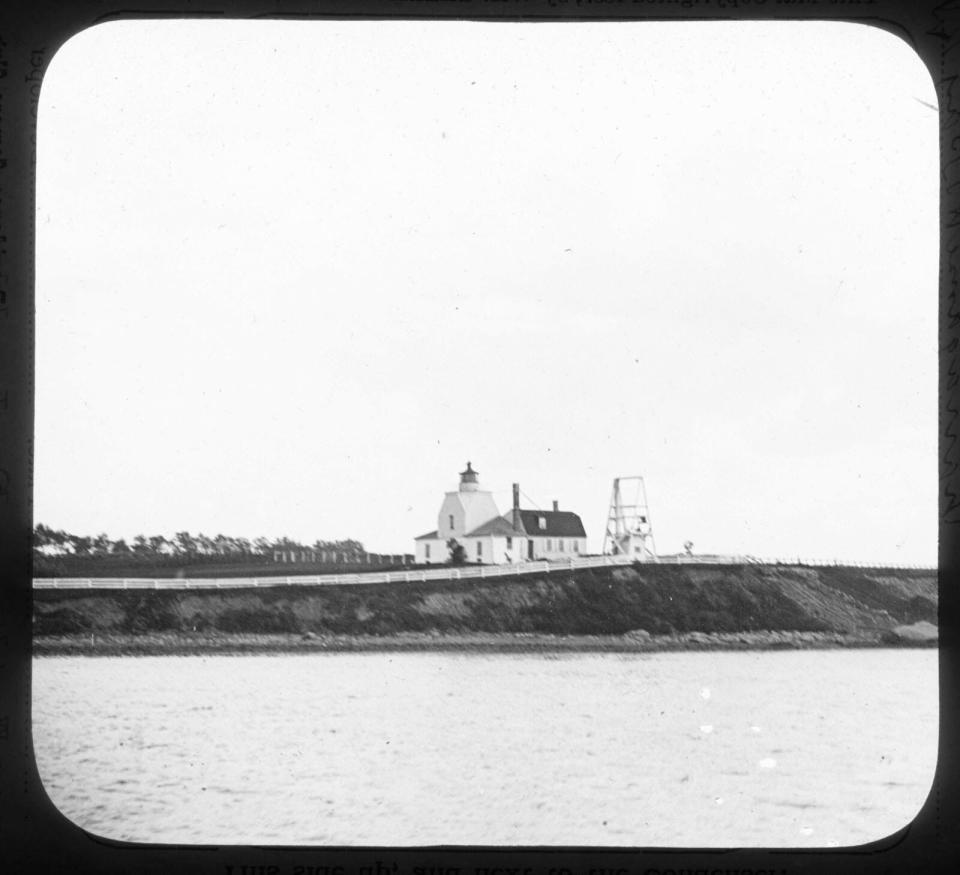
xmin=435 ymin=462 xmax=501 ymax=542
xmin=414 ymin=462 xmax=587 ymax=565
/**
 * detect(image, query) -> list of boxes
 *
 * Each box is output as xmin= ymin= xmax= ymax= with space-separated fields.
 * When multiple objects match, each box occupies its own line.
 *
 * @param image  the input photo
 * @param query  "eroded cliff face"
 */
xmin=33 ymin=564 xmax=937 ymax=639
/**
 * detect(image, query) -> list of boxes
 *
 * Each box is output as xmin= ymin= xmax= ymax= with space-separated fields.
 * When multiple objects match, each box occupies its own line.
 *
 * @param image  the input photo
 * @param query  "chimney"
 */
xmin=552 ymin=500 xmax=559 ymax=512
xmin=512 ymin=483 xmax=521 ymax=530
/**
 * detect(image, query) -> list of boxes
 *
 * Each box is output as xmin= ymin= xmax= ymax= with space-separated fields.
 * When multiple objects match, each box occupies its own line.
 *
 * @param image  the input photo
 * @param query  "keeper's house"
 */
xmin=414 ymin=463 xmax=587 ymax=565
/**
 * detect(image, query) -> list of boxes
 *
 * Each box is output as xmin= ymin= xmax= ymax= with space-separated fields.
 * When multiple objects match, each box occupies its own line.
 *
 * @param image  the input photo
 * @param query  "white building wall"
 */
xmin=463 ymin=536 xmax=495 ymax=564
xmin=468 ymin=534 xmax=541 ymax=565
xmin=499 ymin=536 xmax=528 ymax=564
xmin=416 ymin=538 xmax=447 ymax=564
xmin=437 ymin=493 xmax=466 ymax=541
xmin=437 ymin=490 xmax=501 ymax=540
xmin=461 ymin=491 xmax=501 ymax=535
xmin=420 ymin=535 xmax=551 ymax=565
xmin=418 ymin=535 xmax=586 ymax=565
xmin=526 ymin=537 xmax=587 ymax=561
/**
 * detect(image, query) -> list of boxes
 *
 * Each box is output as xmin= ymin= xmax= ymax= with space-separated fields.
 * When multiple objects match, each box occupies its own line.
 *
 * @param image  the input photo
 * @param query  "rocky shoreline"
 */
xmin=33 ymin=625 xmax=937 ymax=657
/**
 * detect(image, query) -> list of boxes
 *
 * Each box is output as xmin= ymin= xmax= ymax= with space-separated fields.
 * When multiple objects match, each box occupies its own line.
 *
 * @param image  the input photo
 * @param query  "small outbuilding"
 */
xmin=414 ymin=463 xmax=587 ymax=565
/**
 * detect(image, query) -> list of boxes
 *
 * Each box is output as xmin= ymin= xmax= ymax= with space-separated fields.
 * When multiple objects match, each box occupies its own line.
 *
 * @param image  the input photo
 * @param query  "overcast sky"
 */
xmin=34 ymin=19 xmax=938 ymax=563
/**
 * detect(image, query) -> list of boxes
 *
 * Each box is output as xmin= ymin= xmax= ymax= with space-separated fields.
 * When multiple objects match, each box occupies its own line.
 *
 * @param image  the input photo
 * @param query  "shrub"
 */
xmin=124 ymin=593 xmax=178 ymax=633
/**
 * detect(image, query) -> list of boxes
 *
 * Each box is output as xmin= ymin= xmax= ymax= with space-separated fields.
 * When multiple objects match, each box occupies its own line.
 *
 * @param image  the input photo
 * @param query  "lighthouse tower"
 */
xmin=436 ymin=462 xmax=501 ymax=541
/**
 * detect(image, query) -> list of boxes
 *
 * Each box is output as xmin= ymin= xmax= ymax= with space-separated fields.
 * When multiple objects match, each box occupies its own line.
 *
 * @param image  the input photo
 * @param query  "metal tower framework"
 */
xmin=602 ymin=476 xmax=657 ymax=560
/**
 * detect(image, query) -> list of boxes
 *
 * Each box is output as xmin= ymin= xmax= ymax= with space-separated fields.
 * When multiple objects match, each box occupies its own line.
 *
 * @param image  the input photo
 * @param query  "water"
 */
xmin=32 ymin=649 xmax=937 ymax=847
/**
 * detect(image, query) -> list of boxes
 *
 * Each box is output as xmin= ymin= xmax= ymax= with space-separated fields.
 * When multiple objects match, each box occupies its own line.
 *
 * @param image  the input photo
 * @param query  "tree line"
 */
xmin=33 ymin=524 xmax=364 ymax=560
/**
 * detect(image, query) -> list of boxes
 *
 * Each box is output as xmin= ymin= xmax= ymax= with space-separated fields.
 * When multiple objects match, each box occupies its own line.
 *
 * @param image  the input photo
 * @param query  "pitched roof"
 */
xmin=467 ymin=515 xmax=522 ymax=537
xmin=416 ymin=511 xmax=587 ymax=541
xmin=518 ymin=509 xmax=587 ymax=538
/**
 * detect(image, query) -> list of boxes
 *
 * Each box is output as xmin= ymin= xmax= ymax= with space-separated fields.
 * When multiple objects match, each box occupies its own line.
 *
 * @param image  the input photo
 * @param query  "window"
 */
xmin=425 ymin=544 xmax=431 ymax=559
xmin=449 ymin=514 xmax=455 ymax=531
xmin=546 ymin=539 xmax=552 ymax=551
xmin=573 ymin=541 xmax=580 ymax=553
xmin=558 ymin=539 xmax=564 ymax=552
xmin=538 ymin=516 xmax=546 ymax=530
xmin=477 ymin=541 xmax=483 ymax=558
xmin=506 ymin=537 xmax=513 ymax=549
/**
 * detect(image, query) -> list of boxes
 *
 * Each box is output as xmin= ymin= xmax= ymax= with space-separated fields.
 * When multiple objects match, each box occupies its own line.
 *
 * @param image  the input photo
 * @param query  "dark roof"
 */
xmin=417 ymin=511 xmax=586 ymax=541
xmin=467 ymin=515 xmax=522 ymax=537
xmin=518 ymin=509 xmax=586 ymax=538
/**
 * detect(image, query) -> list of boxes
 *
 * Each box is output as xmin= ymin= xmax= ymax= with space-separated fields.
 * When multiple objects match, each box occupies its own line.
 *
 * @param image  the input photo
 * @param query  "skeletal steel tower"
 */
xmin=602 ymin=476 xmax=657 ymax=560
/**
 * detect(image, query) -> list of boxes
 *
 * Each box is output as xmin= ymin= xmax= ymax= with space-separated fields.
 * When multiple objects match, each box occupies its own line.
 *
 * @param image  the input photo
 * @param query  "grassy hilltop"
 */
xmin=33 ymin=563 xmax=937 ymax=654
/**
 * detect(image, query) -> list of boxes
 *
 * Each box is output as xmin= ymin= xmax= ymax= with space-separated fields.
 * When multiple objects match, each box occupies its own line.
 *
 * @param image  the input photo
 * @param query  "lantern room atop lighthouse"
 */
xmin=459 ymin=461 xmax=480 ymax=493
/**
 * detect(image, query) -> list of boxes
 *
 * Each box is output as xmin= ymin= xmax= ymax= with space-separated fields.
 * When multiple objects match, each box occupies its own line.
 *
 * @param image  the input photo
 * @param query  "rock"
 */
xmin=881 ymin=621 xmax=938 ymax=645
xmin=623 ymin=629 xmax=652 ymax=641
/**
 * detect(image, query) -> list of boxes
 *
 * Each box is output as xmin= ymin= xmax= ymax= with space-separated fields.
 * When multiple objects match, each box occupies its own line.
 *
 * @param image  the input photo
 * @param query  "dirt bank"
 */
xmin=33 ymin=563 xmax=936 ymax=653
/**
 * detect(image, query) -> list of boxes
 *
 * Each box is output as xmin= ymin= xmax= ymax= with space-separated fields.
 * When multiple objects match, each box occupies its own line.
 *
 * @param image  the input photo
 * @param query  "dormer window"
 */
xmin=538 ymin=516 xmax=546 ymax=530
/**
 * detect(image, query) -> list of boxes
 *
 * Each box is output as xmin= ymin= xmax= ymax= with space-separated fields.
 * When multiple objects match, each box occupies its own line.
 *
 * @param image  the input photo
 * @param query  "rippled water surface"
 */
xmin=33 ymin=649 xmax=937 ymax=846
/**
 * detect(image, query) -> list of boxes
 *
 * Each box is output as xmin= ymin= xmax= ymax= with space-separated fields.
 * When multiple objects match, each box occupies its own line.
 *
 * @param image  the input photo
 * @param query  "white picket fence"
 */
xmin=33 ymin=554 xmax=632 ymax=590
xmin=32 ymin=553 xmax=935 ymax=591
